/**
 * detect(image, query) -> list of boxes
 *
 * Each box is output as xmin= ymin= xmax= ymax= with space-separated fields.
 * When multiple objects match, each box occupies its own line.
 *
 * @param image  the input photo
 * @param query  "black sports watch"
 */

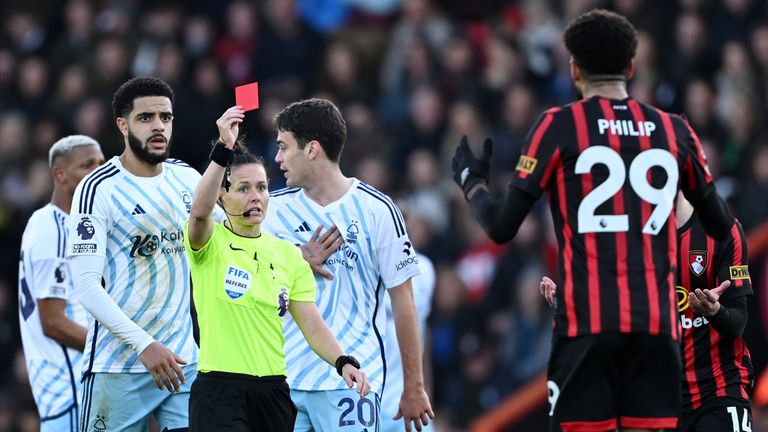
xmin=335 ymin=355 xmax=360 ymax=376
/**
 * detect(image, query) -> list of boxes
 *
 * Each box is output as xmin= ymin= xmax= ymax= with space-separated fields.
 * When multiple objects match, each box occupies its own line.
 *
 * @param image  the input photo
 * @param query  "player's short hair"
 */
xmin=563 ymin=9 xmax=638 ymax=77
xmin=273 ymin=98 xmax=347 ymax=163
xmin=111 ymin=76 xmax=175 ymax=119
xmin=48 ymin=135 xmax=100 ymax=168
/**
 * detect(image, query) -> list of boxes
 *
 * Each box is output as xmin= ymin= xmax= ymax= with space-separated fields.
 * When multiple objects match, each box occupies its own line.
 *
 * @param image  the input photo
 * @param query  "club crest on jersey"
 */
xmin=182 ymin=191 xmax=192 ymax=213
xmin=346 ymin=222 xmax=359 ymax=244
xmin=277 ymin=286 xmax=289 ymax=317
xmin=224 ymin=266 xmax=251 ymax=299
xmin=77 ymin=217 xmax=95 ymax=240
xmin=689 ymin=250 xmax=708 ymax=276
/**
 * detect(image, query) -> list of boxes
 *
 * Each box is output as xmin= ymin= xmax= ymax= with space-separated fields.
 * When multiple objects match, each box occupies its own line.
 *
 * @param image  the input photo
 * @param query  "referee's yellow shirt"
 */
xmin=184 ymin=221 xmax=316 ymax=377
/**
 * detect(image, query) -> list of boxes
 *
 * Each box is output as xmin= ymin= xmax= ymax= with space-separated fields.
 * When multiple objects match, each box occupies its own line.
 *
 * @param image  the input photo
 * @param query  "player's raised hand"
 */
xmin=139 ymin=341 xmax=188 ymax=392
xmin=300 ymin=225 xmax=343 ymax=280
xmin=341 ymin=364 xmax=370 ymax=398
xmin=540 ymin=276 xmax=557 ymax=309
xmin=394 ymin=387 xmax=435 ymax=432
xmin=215 ymin=106 xmax=245 ymax=148
xmin=689 ymin=280 xmax=731 ymax=317
xmin=451 ymin=135 xmax=493 ymax=199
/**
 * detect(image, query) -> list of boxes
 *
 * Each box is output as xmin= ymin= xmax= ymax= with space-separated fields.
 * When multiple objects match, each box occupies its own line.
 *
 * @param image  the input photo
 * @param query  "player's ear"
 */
xmin=116 ymin=117 xmax=128 ymax=137
xmin=569 ymin=58 xmax=579 ymax=82
xmin=51 ymin=164 xmax=66 ymax=185
xmin=625 ymin=60 xmax=635 ymax=81
xmin=306 ymin=140 xmax=322 ymax=160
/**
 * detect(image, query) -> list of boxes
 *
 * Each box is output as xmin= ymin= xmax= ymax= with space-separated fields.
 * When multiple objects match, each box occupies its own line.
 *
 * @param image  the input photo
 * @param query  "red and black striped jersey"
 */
xmin=512 ymin=96 xmax=714 ymax=338
xmin=677 ymin=213 xmax=753 ymax=412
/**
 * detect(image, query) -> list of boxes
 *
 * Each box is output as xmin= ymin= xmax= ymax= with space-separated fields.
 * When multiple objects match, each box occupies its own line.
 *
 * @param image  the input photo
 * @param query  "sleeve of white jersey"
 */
xmin=67 ymin=179 xmax=109 ymax=259
xmin=412 ymin=254 xmax=435 ymax=320
xmin=372 ymin=200 xmax=422 ymax=288
xmin=27 ymin=224 xmax=71 ymax=300
xmin=66 ymin=174 xmax=154 ymax=354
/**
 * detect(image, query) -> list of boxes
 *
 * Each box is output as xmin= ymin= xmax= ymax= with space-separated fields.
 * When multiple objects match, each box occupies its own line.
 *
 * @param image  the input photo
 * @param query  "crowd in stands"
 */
xmin=3 ymin=0 xmax=768 ymax=430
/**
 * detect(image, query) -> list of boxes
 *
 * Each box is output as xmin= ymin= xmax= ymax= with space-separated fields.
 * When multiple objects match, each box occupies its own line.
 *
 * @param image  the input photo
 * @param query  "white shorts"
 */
xmin=79 ymin=364 xmax=196 ymax=432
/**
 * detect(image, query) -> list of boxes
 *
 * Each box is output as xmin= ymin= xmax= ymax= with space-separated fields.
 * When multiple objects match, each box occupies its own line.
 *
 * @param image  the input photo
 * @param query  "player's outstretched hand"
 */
xmin=540 ymin=276 xmax=557 ymax=309
xmin=689 ymin=280 xmax=731 ymax=317
xmin=300 ymin=225 xmax=343 ymax=280
xmin=341 ymin=364 xmax=370 ymax=398
xmin=215 ymin=106 xmax=245 ymax=148
xmin=139 ymin=341 xmax=188 ymax=392
xmin=394 ymin=388 xmax=435 ymax=432
xmin=451 ymin=135 xmax=493 ymax=199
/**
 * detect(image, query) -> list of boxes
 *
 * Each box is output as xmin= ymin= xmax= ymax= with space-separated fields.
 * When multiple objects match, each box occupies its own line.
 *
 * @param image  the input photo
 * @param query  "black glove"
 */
xmin=452 ymin=136 xmax=493 ymax=198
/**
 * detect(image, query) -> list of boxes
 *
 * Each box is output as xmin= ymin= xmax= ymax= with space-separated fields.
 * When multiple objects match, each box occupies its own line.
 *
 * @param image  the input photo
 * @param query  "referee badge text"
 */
xmin=224 ymin=265 xmax=251 ymax=299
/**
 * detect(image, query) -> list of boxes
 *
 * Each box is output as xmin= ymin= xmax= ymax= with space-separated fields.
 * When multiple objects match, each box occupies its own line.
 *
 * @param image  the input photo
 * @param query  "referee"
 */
xmin=184 ymin=106 xmax=370 ymax=431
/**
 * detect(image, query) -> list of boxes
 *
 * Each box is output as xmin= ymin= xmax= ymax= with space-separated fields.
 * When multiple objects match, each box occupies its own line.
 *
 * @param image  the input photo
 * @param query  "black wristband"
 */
xmin=335 ymin=355 xmax=360 ymax=376
xmin=210 ymin=141 xmax=234 ymax=167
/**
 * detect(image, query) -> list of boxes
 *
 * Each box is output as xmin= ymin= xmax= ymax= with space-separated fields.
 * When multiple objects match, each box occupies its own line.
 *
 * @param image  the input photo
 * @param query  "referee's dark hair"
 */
xmin=273 ymin=98 xmax=347 ymax=163
xmin=221 ymin=139 xmax=269 ymax=190
xmin=112 ymin=76 xmax=175 ymax=119
xmin=563 ymin=9 xmax=638 ymax=77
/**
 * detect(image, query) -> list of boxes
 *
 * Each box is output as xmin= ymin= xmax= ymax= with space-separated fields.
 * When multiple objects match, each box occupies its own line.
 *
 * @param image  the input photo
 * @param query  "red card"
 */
xmin=235 ymin=82 xmax=260 ymax=111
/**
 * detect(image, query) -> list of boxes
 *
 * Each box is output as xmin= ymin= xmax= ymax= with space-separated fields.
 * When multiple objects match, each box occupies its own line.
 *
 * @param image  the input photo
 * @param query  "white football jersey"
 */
xmin=19 ymin=204 xmax=89 ymax=419
xmin=381 ymin=253 xmax=434 ymax=428
xmin=263 ymin=179 xmax=421 ymax=394
xmin=66 ymin=157 xmax=199 ymax=375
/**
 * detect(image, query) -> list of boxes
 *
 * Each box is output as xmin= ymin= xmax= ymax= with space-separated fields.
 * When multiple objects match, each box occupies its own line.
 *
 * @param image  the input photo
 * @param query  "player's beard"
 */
xmin=128 ymin=129 xmax=171 ymax=165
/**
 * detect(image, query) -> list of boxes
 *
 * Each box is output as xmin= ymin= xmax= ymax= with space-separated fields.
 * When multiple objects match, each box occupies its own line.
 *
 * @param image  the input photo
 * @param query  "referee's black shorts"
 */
xmin=190 ymin=371 xmax=297 ymax=432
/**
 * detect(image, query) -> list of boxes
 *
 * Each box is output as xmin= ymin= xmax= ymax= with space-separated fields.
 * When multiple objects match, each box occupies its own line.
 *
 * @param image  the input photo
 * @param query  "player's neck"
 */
xmin=50 ymin=188 xmax=72 ymax=215
xmin=676 ymin=196 xmax=694 ymax=227
xmin=119 ymin=151 xmax=162 ymax=177
xmin=581 ymin=80 xmax=629 ymax=100
xmin=303 ymin=167 xmax=353 ymax=207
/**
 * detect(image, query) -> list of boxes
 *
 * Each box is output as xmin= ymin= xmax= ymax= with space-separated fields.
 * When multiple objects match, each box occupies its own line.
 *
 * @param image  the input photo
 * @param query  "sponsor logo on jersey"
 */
xmin=689 ymin=250 xmax=708 ymax=276
xmin=77 ymin=217 xmax=95 ymax=240
xmin=516 ymin=155 xmax=538 ymax=174
xmin=396 ymin=255 xmax=419 ymax=271
xmin=680 ymin=314 xmax=710 ymax=329
xmin=224 ymin=266 xmax=251 ymax=299
xmin=676 ymin=286 xmax=690 ymax=312
xmin=129 ymin=230 xmax=185 ymax=258
xmin=72 ymin=243 xmax=97 ymax=254
xmin=729 ymin=265 xmax=750 ymax=281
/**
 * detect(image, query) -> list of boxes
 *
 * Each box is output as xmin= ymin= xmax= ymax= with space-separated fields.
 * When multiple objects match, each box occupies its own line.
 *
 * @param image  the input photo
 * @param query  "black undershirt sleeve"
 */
xmin=468 ymin=185 xmax=538 ymax=244
xmin=689 ymin=190 xmax=731 ymax=241
xmin=707 ymin=295 xmax=748 ymax=339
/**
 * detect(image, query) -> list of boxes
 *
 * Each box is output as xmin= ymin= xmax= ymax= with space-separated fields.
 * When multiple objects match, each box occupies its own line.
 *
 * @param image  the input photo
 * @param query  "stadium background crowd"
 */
xmin=2 ymin=0 xmax=768 ymax=430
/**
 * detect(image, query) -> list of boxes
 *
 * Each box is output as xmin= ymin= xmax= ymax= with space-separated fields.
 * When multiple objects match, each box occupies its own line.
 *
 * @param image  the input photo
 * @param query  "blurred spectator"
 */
xmin=1 ymin=3 xmax=768 ymax=430
xmin=255 ymin=0 xmax=323 ymax=97
xmin=215 ymin=0 xmax=259 ymax=86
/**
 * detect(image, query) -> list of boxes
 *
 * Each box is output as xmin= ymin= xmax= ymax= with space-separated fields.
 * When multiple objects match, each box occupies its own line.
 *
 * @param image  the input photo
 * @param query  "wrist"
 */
xmin=210 ymin=141 xmax=234 ymax=167
xmin=707 ymin=303 xmax=724 ymax=318
xmin=335 ymin=355 xmax=360 ymax=376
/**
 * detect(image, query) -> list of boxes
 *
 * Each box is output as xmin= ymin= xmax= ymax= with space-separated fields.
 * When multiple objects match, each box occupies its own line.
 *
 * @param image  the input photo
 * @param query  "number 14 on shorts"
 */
xmin=726 ymin=406 xmax=751 ymax=432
